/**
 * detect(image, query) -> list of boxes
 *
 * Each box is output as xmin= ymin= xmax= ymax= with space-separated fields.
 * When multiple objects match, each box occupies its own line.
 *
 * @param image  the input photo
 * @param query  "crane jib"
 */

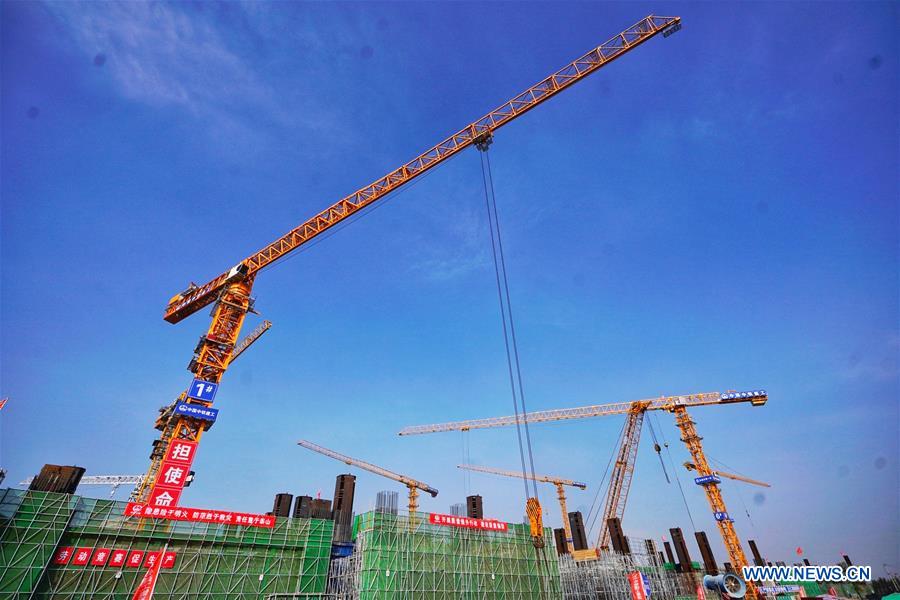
xmin=163 ymin=15 xmax=681 ymax=324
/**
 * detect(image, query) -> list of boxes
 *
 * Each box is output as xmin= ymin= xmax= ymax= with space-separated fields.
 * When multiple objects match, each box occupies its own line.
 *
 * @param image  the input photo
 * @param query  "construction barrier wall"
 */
xmin=0 ymin=489 xmax=333 ymax=599
xmin=327 ymin=510 xmax=562 ymax=599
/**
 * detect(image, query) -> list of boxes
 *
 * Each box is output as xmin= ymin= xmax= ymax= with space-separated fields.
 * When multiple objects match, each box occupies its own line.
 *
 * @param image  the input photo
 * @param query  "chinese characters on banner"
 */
xmin=125 ymin=502 xmax=276 ymax=528
xmin=428 ymin=513 xmax=508 ymax=531
xmin=146 ymin=439 xmax=198 ymax=510
xmin=131 ymin=544 xmax=166 ymax=600
xmin=50 ymin=546 xmax=176 ymax=569
xmin=628 ymin=571 xmax=648 ymax=600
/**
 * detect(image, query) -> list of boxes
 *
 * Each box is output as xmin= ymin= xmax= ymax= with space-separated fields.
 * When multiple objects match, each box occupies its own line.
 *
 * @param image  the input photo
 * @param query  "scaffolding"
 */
xmin=0 ymin=488 xmax=333 ymax=599
xmin=327 ymin=510 xmax=562 ymax=599
xmin=559 ymin=537 xmax=703 ymax=600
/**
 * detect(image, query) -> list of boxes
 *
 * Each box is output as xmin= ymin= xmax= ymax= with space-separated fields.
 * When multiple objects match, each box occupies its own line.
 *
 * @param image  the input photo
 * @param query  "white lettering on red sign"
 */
xmin=167 ymin=440 xmax=198 ymax=464
xmin=90 ymin=548 xmax=111 ymax=566
xmin=72 ymin=548 xmax=92 ymax=566
xmin=428 ymin=513 xmax=508 ymax=532
xmin=52 ymin=547 xmax=74 ymax=565
xmin=147 ymin=486 xmax=182 ymax=509
xmin=124 ymin=503 xmax=276 ymax=529
xmin=127 ymin=550 xmax=145 ymax=568
xmin=109 ymin=549 xmax=128 ymax=567
xmin=158 ymin=461 xmax=189 ymax=487
xmin=628 ymin=571 xmax=647 ymax=600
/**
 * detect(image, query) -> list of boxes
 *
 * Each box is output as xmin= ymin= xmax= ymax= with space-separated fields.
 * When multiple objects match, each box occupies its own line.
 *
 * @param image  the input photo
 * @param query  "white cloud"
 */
xmin=42 ymin=1 xmax=343 ymax=151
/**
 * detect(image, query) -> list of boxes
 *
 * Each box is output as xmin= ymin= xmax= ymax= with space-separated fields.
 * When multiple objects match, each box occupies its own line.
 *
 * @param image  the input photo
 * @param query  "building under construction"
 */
xmin=326 ymin=510 xmax=561 ymax=599
xmin=2 ymin=485 xmax=866 ymax=600
xmin=0 ymin=489 xmax=333 ymax=598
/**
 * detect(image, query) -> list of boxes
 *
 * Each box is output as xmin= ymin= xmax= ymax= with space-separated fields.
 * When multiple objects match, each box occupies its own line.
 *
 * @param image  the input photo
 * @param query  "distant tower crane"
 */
xmin=400 ymin=389 xmax=767 ymax=599
xmin=297 ymin=440 xmax=438 ymax=518
xmin=135 ymin=14 xmax=682 ymax=549
xmin=20 ymin=475 xmax=144 ymax=497
xmin=459 ymin=463 xmax=586 ymax=554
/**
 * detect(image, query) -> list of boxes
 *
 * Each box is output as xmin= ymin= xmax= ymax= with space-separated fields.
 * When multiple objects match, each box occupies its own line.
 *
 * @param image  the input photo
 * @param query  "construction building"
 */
xmin=0 ymin=489 xmax=333 ymax=598
xmin=326 ymin=510 xmax=562 ymax=599
xmin=0 ymin=486 xmax=869 ymax=599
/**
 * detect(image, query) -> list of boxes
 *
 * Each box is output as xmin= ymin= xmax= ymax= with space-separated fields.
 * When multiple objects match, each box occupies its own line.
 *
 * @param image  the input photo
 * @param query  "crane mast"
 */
xmin=598 ymin=401 xmax=649 ymax=550
xmin=672 ymin=407 xmax=757 ymax=598
xmin=136 ymin=14 xmax=682 ymax=510
xmin=298 ymin=440 xmax=438 ymax=517
xmin=459 ymin=463 xmax=586 ymax=554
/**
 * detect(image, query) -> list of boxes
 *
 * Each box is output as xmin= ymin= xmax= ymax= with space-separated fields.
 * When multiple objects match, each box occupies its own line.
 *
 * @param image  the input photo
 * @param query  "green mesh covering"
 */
xmin=329 ymin=510 xmax=562 ymax=599
xmin=0 ymin=489 xmax=333 ymax=599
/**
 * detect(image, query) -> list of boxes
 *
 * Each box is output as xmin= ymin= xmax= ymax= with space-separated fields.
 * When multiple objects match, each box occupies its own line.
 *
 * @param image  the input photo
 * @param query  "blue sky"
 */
xmin=1 ymin=1 xmax=897 ymax=571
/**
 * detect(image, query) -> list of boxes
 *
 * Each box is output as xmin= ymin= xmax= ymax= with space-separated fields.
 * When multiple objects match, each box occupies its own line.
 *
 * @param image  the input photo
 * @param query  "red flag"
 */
xmin=132 ymin=544 xmax=166 ymax=600
xmin=0 ymin=398 xmax=7 ymax=411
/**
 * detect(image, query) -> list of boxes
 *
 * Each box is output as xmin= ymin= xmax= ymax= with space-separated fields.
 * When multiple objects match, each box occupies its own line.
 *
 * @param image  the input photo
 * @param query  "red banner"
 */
xmin=697 ymin=583 xmax=707 ymax=600
xmin=131 ymin=545 xmax=165 ymax=600
xmin=628 ymin=571 xmax=647 ymax=600
xmin=146 ymin=439 xmax=199 ymax=509
xmin=428 ymin=513 xmax=508 ymax=531
xmin=125 ymin=502 xmax=276 ymax=528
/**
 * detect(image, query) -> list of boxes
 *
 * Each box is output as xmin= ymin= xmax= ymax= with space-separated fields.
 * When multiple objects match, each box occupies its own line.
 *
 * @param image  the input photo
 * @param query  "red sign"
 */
xmin=166 ymin=440 xmax=198 ymax=464
xmin=71 ymin=547 xmax=93 ymax=566
xmin=628 ymin=571 xmax=647 ymax=600
xmin=90 ymin=548 xmax=111 ymax=566
xmin=126 ymin=550 xmax=146 ymax=568
xmin=50 ymin=546 xmax=176 ymax=570
xmin=157 ymin=460 xmax=190 ymax=488
xmin=146 ymin=440 xmax=199 ymax=509
xmin=109 ymin=549 xmax=129 ymax=567
xmin=428 ymin=513 xmax=508 ymax=532
xmin=147 ymin=485 xmax=183 ymax=509
xmin=125 ymin=502 xmax=276 ymax=528
xmin=144 ymin=552 xmax=161 ymax=568
xmin=52 ymin=546 xmax=74 ymax=565
xmin=697 ymin=583 xmax=707 ymax=600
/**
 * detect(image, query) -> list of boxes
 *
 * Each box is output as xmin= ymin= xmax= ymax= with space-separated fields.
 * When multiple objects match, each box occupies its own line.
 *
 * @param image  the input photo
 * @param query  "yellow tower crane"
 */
xmin=297 ymin=440 xmax=438 ymax=518
xmin=134 ymin=14 xmax=683 ymax=539
xmin=458 ymin=463 xmax=586 ymax=554
xmin=400 ymin=389 xmax=767 ymax=598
